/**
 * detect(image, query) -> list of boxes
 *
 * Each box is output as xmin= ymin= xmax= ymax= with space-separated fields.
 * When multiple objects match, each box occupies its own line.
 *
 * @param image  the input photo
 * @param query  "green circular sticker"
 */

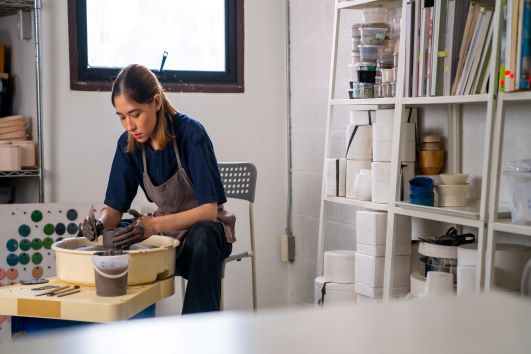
xmin=31 ymin=238 xmax=43 ymax=250
xmin=18 ymin=224 xmax=31 ymax=237
xmin=19 ymin=239 xmax=31 ymax=251
xmin=18 ymin=252 xmax=30 ymax=265
xmin=6 ymin=239 xmax=18 ymax=252
xmin=6 ymin=254 xmax=18 ymax=266
xmin=32 ymin=252 xmax=43 ymax=265
xmin=31 ymin=210 xmax=43 ymax=223
xmin=43 ymin=224 xmax=55 ymax=236
xmin=43 ymin=237 xmax=54 ymax=249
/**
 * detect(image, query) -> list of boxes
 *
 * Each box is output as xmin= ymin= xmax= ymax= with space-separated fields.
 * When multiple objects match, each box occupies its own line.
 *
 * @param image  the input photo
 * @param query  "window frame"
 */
xmin=67 ymin=0 xmax=244 ymax=93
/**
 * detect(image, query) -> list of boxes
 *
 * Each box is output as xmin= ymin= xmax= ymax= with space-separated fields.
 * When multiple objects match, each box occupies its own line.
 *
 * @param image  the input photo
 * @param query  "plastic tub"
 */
xmin=358 ymin=44 xmax=383 ymax=63
xmin=351 ymin=23 xmax=362 ymax=38
xmin=362 ymin=7 xmax=388 ymax=23
xmin=351 ymin=37 xmax=361 ymax=51
xmin=351 ymin=51 xmax=360 ymax=65
xmin=505 ymin=159 xmax=531 ymax=224
xmin=359 ymin=27 xmax=388 ymax=45
xmin=355 ymin=62 xmax=377 ymax=83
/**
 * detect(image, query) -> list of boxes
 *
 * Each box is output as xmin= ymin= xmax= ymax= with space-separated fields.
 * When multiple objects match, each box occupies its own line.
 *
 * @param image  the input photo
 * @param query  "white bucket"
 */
xmin=92 ymin=252 xmax=130 ymax=297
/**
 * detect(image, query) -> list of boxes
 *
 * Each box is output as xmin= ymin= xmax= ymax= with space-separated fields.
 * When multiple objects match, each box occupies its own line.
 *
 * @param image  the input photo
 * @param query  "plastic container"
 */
xmin=92 ymin=251 xmax=129 ymax=297
xmin=358 ymin=44 xmax=383 ymax=63
xmin=355 ymin=62 xmax=377 ymax=83
xmin=351 ymin=23 xmax=362 ymax=38
xmin=359 ymin=27 xmax=388 ymax=44
xmin=381 ymin=68 xmax=394 ymax=83
xmin=362 ymin=7 xmax=388 ymax=23
xmin=351 ymin=37 xmax=361 ymax=52
xmin=505 ymin=159 xmax=531 ymax=224
xmin=373 ymin=84 xmax=383 ymax=98
xmin=351 ymin=51 xmax=360 ymax=65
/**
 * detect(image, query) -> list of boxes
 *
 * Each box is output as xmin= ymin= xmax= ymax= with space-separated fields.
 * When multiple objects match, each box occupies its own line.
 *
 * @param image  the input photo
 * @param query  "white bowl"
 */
xmin=435 ymin=184 xmax=469 ymax=207
xmin=439 ymin=173 xmax=469 ymax=185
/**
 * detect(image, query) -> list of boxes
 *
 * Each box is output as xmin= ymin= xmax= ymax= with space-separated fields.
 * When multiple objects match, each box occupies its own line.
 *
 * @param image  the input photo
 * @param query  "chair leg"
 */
xmin=251 ymin=255 xmax=257 ymax=311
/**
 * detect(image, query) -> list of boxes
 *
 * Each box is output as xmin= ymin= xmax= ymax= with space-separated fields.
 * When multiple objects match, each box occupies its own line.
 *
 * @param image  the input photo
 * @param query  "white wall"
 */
xmin=0 ymin=0 xmax=289 ymax=310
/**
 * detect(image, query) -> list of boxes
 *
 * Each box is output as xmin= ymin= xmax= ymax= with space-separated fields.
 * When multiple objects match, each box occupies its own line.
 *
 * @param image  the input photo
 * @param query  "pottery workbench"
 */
xmin=0 ymin=276 xmax=174 ymax=323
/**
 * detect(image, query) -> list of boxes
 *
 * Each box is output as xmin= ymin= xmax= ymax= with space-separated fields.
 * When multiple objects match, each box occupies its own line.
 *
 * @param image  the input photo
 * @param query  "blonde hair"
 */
xmin=111 ymin=64 xmax=178 ymax=153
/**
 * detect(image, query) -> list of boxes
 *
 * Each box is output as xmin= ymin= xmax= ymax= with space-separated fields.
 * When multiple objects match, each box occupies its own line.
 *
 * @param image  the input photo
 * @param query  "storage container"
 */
xmin=351 ymin=37 xmax=361 ymax=52
xmin=324 ymin=250 xmax=356 ymax=283
xmin=351 ymin=51 xmax=360 ymax=65
xmin=359 ymin=27 xmax=388 ymax=44
xmin=358 ymin=44 xmax=383 ymax=63
xmin=351 ymin=23 xmax=362 ymax=38
xmin=354 ymin=252 xmax=410 ymax=288
xmin=362 ymin=7 xmax=388 ymax=23
xmin=0 ymin=144 xmax=21 ymax=171
xmin=355 ymin=62 xmax=377 ymax=83
xmin=505 ymin=160 xmax=531 ymax=224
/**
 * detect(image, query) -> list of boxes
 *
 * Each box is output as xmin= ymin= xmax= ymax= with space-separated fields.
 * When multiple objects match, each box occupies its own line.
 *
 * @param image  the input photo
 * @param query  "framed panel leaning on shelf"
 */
xmin=0 ymin=0 xmax=45 ymax=202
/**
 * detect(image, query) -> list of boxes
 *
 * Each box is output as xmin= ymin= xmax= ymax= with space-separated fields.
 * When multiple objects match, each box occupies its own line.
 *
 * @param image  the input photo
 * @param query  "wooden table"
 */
xmin=0 ymin=276 xmax=174 ymax=323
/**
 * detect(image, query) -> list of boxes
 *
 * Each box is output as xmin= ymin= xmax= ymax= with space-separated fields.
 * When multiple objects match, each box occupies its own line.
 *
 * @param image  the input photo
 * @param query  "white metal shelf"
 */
xmin=499 ymin=91 xmax=531 ymax=102
xmin=338 ymin=0 xmax=400 ymax=10
xmin=324 ymin=196 xmax=388 ymax=211
xmin=330 ymin=98 xmax=395 ymax=106
xmin=0 ymin=170 xmax=40 ymax=177
xmin=401 ymin=94 xmax=489 ymax=105
xmin=492 ymin=220 xmax=531 ymax=236
xmin=0 ymin=0 xmax=33 ymax=17
xmin=394 ymin=201 xmax=483 ymax=228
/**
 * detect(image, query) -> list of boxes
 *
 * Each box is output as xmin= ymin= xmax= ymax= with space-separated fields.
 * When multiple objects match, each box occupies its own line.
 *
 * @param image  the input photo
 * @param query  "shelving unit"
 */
xmin=0 ymin=0 xmax=44 ymax=202
xmin=317 ymin=0 xmax=514 ymax=300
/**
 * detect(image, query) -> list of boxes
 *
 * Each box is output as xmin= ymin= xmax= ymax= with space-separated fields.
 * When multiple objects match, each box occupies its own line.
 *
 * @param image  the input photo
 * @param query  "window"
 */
xmin=68 ymin=0 xmax=244 ymax=92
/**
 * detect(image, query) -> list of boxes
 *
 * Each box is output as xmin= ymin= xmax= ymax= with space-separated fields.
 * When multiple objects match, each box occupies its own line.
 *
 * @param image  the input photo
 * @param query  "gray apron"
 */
xmin=141 ymin=136 xmax=236 ymax=244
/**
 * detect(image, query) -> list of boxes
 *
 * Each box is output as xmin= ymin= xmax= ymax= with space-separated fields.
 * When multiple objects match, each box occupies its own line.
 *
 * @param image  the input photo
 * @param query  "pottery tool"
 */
xmin=31 ymin=285 xmax=60 ymax=291
xmin=58 ymin=289 xmax=81 ymax=298
xmin=47 ymin=285 xmax=80 ymax=296
xmin=36 ymin=285 xmax=70 ymax=296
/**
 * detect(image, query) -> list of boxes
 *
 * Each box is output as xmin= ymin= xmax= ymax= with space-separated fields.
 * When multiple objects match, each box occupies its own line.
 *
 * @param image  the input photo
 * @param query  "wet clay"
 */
xmin=94 ymin=265 xmax=128 ymax=297
xmin=77 ymin=244 xmax=156 ymax=252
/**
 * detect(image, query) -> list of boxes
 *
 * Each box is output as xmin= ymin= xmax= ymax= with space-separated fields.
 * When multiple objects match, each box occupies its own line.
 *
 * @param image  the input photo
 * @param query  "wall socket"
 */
xmin=281 ymin=233 xmax=295 ymax=263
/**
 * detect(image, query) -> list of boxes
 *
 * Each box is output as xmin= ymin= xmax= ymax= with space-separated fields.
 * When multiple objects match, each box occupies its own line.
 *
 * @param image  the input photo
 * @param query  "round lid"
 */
xmin=355 ymin=62 xmax=377 ymax=71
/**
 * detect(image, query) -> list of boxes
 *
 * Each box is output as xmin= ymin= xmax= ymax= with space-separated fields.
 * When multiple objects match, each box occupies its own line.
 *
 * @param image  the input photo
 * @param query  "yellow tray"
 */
xmin=0 ymin=277 xmax=174 ymax=323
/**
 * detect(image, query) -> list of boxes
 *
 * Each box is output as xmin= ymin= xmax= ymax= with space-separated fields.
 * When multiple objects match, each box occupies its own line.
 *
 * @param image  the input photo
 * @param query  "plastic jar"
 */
xmin=355 ymin=62 xmax=377 ymax=84
xmin=358 ymin=44 xmax=383 ymax=63
xmin=351 ymin=23 xmax=362 ymax=38
xmin=505 ymin=160 xmax=531 ymax=225
xmin=359 ymin=27 xmax=388 ymax=45
xmin=362 ymin=7 xmax=388 ymax=24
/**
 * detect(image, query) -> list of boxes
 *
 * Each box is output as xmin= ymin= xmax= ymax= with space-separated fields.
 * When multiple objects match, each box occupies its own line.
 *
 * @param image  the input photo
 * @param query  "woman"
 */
xmin=81 ymin=64 xmax=235 ymax=314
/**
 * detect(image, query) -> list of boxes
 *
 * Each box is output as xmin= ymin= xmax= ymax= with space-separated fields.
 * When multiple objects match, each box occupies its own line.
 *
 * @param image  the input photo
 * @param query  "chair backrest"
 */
xmin=218 ymin=162 xmax=257 ymax=203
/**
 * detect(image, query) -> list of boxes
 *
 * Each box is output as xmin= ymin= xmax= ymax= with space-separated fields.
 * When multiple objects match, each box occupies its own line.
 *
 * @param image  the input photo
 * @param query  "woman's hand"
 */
xmin=113 ymin=210 xmax=159 ymax=249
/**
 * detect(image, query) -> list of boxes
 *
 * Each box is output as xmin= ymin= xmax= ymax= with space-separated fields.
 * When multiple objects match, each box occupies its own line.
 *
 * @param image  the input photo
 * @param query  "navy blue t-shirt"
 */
xmin=104 ymin=113 xmax=226 ymax=213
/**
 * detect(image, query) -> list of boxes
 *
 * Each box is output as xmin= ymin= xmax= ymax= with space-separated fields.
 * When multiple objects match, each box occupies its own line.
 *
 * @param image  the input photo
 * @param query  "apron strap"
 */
xmin=140 ymin=116 xmax=183 ymax=173
xmin=168 ymin=118 xmax=183 ymax=170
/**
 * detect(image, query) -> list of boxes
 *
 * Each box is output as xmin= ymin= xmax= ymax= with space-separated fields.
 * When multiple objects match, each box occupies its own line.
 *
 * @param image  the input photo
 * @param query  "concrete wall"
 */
xmin=0 ymin=0 xmax=289 ymax=311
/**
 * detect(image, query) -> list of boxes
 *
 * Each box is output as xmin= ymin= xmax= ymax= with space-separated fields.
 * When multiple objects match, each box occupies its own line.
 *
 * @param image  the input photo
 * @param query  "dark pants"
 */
xmin=175 ymin=221 xmax=232 ymax=314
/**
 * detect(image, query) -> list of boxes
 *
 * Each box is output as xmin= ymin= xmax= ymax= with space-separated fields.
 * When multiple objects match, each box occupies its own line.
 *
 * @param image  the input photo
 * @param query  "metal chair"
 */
xmin=218 ymin=162 xmax=257 ymax=311
xmin=180 ymin=162 xmax=258 ymax=311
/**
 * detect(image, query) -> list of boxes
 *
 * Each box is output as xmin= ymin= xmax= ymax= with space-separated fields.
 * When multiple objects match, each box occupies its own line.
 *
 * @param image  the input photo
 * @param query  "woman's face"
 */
xmin=114 ymin=93 xmax=162 ymax=145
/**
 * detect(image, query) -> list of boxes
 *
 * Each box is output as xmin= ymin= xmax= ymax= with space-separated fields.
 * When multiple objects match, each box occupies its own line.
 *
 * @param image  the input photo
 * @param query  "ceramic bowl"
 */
xmin=434 ymin=184 xmax=469 ymax=207
xmin=439 ymin=173 xmax=469 ymax=185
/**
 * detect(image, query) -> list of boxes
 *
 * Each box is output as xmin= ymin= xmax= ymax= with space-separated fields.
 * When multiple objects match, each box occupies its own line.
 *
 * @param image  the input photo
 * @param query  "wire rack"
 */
xmin=0 ymin=0 xmax=34 ymax=17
